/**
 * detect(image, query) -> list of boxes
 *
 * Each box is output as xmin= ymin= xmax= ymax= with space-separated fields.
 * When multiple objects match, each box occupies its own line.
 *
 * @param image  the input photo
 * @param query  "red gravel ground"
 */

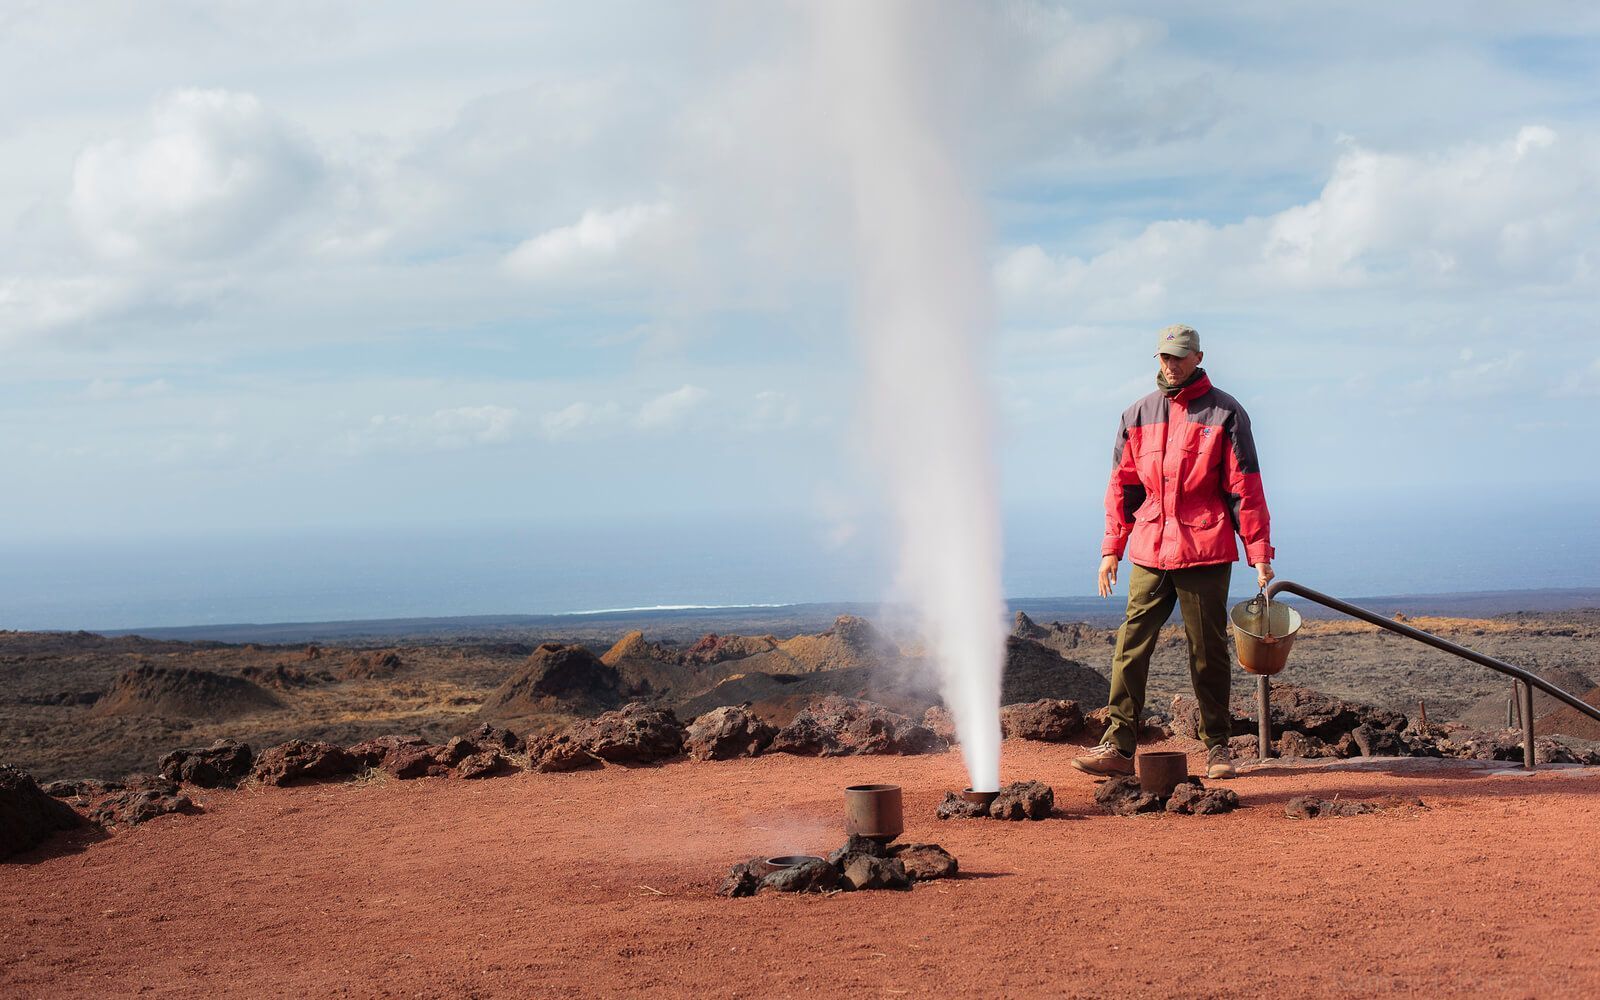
xmin=4 ymin=739 xmax=1599 ymax=998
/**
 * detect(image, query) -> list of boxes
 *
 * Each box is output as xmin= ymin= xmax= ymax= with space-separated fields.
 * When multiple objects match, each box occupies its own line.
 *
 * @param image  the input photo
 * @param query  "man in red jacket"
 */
xmin=1072 ymin=324 xmax=1275 ymax=780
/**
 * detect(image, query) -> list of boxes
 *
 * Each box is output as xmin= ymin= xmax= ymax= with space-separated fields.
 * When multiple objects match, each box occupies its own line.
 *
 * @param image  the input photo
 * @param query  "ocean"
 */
xmin=2 ymin=493 xmax=1595 ymax=632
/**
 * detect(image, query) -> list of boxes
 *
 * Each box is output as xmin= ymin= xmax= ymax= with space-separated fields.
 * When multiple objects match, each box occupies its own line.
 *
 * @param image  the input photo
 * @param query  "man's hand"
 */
xmin=1256 ymin=561 xmax=1275 ymax=589
xmin=1098 ymin=556 xmax=1119 ymax=597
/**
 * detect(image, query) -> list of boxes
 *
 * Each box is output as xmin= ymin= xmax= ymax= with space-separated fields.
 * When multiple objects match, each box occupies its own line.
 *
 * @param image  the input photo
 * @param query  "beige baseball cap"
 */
xmin=1155 ymin=324 xmax=1200 ymax=358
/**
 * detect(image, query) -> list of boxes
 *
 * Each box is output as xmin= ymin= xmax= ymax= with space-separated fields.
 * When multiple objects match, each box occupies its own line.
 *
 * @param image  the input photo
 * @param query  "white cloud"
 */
xmin=997 ymin=126 xmax=1600 ymax=321
xmin=634 ymin=383 xmax=707 ymax=430
xmin=539 ymin=400 xmax=623 ymax=440
xmin=748 ymin=389 xmax=801 ymax=431
xmin=343 ymin=404 xmax=518 ymax=454
xmin=502 ymin=202 xmax=673 ymax=279
xmin=69 ymin=89 xmax=323 ymax=260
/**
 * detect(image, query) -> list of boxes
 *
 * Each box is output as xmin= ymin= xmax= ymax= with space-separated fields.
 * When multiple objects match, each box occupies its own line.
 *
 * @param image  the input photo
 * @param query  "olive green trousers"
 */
xmin=1102 ymin=562 xmax=1234 ymax=754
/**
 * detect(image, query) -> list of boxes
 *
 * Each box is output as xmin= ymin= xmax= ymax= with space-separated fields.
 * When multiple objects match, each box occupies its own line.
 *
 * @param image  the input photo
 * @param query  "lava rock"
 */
xmin=1000 ymin=700 xmax=1085 ymax=742
xmin=40 ymin=778 xmax=123 ymax=801
xmin=89 ymin=777 xmax=197 ymax=827
xmin=1275 ymin=731 xmax=1336 ymax=759
xmin=565 ymin=703 xmax=685 ymax=765
xmin=1 ymin=765 xmax=84 ymax=860
xmin=346 ymin=735 xmax=431 ymax=768
xmin=684 ymin=706 xmax=777 ymax=761
xmin=253 ymin=740 xmax=361 ymax=786
xmin=934 ymin=792 xmax=990 ymax=820
xmin=718 ymin=858 xmax=767 ymax=898
xmin=1094 ymin=776 xmax=1163 ymax=816
xmin=1172 ymin=685 xmax=1407 ymax=745
xmin=768 ymin=696 xmax=946 ymax=757
xmin=1284 ymin=795 xmax=1423 ymax=819
xmin=922 ymin=706 xmax=957 ymax=742
xmin=1165 ymin=779 xmax=1239 ymax=815
xmin=989 ymin=780 xmax=1054 ymax=820
xmin=461 ymin=723 xmax=525 ymax=755
xmin=827 ymin=833 xmax=888 ymax=869
xmin=526 ymin=733 xmax=602 ymax=773
xmin=841 ymin=854 xmax=911 ymax=891
xmin=455 ymin=751 xmax=516 ymax=779
xmin=1351 ymin=723 xmax=1408 ymax=757
xmin=384 ymin=743 xmax=450 ymax=779
xmin=891 ymin=843 xmax=958 ymax=881
xmin=159 ymin=738 xmax=254 ymax=788
xmin=1086 ymin=706 xmax=1170 ymax=742
xmin=760 ymin=859 xmax=840 ymax=894
xmin=441 ymin=736 xmax=481 ymax=765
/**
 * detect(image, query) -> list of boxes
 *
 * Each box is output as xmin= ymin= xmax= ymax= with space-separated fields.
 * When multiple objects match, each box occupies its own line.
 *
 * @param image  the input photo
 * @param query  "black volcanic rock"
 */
xmin=480 ymin=643 xmax=623 ymax=719
xmin=160 ymin=739 xmax=253 ymax=788
xmin=1002 ymin=636 xmax=1111 ymax=707
xmin=1 ymin=765 xmax=84 ymax=860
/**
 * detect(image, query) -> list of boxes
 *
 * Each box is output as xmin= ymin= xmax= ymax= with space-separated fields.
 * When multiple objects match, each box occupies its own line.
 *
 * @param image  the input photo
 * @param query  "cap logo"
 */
xmin=1166 ymin=334 xmax=1175 ymax=340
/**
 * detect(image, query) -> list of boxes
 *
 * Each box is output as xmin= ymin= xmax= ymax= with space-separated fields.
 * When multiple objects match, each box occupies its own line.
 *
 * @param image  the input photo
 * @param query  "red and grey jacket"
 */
xmin=1101 ymin=371 xmax=1274 ymax=570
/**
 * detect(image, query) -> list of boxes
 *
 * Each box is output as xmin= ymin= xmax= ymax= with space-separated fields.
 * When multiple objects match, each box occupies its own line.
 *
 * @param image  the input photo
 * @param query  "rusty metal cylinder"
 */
xmin=760 ymin=855 xmax=823 ymax=875
xmin=844 ymin=784 xmax=904 ymax=843
xmin=961 ymin=788 xmax=998 ymax=810
xmin=1136 ymin=751 xmax=1189 ymax=798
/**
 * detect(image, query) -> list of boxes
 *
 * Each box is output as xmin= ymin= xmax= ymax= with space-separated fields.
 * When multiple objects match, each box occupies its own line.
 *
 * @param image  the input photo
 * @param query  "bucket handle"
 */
xmin=1253 ymin=588 xmax=1278 ymax=645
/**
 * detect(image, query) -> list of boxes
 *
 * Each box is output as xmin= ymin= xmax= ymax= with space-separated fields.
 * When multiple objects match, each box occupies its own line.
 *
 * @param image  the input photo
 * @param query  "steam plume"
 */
xmin=810 ymin=0 xmax=1005 ymax=791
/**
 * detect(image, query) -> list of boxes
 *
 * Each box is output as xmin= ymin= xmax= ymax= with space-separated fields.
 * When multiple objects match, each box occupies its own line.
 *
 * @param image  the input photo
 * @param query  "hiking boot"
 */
xmin=1071 ymin=744 xmax=1134 ymax=777
xmin=1206 ymin=744 xmax=1237 ymax=780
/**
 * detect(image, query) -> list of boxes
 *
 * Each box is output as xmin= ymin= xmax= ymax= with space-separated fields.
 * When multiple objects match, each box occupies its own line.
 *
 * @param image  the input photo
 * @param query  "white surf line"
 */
xmin=553 ymin=603 xmax=795 ymax=616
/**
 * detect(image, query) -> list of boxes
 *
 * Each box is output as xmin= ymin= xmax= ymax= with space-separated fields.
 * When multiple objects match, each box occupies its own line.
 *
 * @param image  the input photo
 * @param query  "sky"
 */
xmin=2 ymin=2 xmax=1599 ymax=625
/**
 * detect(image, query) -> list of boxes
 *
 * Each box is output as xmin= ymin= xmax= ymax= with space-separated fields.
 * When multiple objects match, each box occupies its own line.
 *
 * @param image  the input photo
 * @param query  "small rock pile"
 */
xmin=1285 ymin=795 xmax=1425 ymax=819
xmin=924 ymin=699 xmax=1169 ymax=745
xmin=934 ymin=781 xmax=1054 ymax=820
xmin=718 ymin=834 xmax=958 ymax=897
xmin=160 ymin=739 xmax=254 ymax=788
xmin=1175 ymin=683 xmax=1600 ymax=765
xmin=768 ymin=696 xmax=945 ymax=757
xmin=1095 ymin=776 xmax=1239 ymax=816
xmin=87 ymin=775 xmax=198 ymax=828
xmin=527 ymin=703 xmax=685 ymax=772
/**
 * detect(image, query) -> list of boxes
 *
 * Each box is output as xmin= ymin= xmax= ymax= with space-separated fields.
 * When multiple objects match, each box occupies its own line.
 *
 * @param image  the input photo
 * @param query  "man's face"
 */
xmin=1158 ymin=349 xmax=1203 ymax=383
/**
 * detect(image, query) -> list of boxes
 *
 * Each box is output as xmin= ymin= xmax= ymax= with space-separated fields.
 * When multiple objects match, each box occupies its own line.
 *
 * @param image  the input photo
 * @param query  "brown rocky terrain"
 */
xmin=2 ymin=607 xmax=1597 ymax=784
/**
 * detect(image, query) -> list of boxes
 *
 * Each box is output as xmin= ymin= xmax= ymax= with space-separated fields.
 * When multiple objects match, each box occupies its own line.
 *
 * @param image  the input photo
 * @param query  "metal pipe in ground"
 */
xmin=1522 ymin=680 xmax=1536 ymax=770
xmin=1257 ymin=675 xmax=1273 ymax=760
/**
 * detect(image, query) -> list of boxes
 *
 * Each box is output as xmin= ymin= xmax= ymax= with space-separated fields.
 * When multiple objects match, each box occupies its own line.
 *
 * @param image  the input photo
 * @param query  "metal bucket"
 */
xmin=844 ymin=784 xmax=904 ymax=843
xmin=1229 ymin=591 xmax=1301 ymax=676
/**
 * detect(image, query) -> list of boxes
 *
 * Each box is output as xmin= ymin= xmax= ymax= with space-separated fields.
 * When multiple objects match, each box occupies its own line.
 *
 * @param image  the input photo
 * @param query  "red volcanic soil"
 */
xmin=4 ymin=740 xmax=1600 ymax=998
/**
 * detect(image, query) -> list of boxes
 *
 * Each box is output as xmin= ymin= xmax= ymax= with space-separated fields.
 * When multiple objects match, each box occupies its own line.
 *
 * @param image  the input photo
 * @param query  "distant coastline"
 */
xmin=92 ymin=586 xmax=1600 ymax=646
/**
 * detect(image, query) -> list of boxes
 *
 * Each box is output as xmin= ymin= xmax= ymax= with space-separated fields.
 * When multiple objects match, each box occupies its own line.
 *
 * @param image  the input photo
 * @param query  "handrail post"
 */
xmin=1522 ymin=681 xmax=1536 ymax=770
xmin=1257 ymin=675 xmax=1273 ymax=761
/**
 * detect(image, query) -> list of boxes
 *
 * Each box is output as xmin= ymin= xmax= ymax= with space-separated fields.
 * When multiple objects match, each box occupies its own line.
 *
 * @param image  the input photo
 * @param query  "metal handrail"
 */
xmin=1257 ymin=579 xmax=1600 ymax=770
